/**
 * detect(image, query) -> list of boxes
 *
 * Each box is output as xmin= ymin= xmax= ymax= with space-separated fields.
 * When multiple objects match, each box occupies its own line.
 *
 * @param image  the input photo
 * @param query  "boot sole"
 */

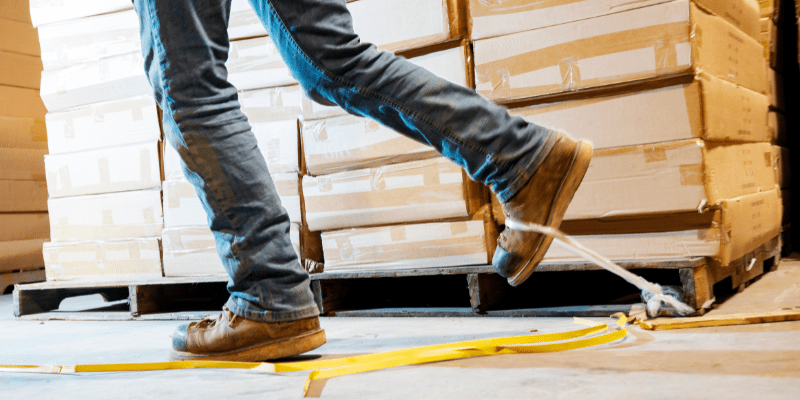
xmin=169 ymin=328 xmax=327 ymax=362
xmin=507 ymin=140 xmax=593 ymax=287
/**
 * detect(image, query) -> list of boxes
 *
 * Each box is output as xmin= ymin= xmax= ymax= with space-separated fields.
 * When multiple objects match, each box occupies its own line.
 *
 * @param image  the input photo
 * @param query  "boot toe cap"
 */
xmin=492 ymin=246 xmax=522 ymax=279
xmin=172 ymin=324 xmax=190 ymax=352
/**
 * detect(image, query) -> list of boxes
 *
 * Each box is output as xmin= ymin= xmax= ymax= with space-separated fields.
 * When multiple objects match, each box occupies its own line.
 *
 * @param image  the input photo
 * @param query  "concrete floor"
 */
xmin=2 ymin=260 xmax=800 ymax=399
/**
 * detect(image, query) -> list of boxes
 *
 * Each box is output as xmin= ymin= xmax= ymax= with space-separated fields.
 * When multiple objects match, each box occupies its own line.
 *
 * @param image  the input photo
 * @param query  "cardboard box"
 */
xmin=565 ymin=140 xmax=777 ymax=220
xmin=0 ymin=0 xmax=32 ymax=23
xmin=473 ymin=0 xmax=767 ymax=103
xmin=45 ymin=141 xmax=163 ymax=198
xmin=0 ymin=239 xmax=46 ymax=273
xmin=0 ymin=212 xmax=50 ymax=242
xmin=302 ymin=114 xmax=440 ymax=175
xmin=760 ymin=17 xmax=780 ymax=69
xmin=510 ymin=75 xmax=769 ymax=149
xmin=759 ymin=0 xmax=779 ymax=18
xmin=40 ymin=52 xmax=152 ymax=113
xmin=229 ymin=0 xmax=266 ymax=40
xmin=239 ymin=85 xmax=302 ymax=173
xmin=43 ymin=238 xmax=163 ymax=282
xmin=468 ymin=0 xmax=760 ymax=41
xmin=772 ymin=146 xmax=791 ymax=189
xmin=348 ymin=0 xmax=465 ymax=53
xmin=768 ymin=69 xmax=784 ymax=110
xmin=542 ymin=229 xmax=721 ymax=262
xmin=300 ymin=42 xmax=472 ymax=120
xmin=769 ymin=110 xmax=787 ymax=145
xmin=0 ymin=86 xmax=47 ymax=119
xmin=0 ymin=181 xmax=48 ymax=212
xmin=162 ymin=223 xmax=314 ymax=277
xmin=0 ymin=117 xmax=48 ymax=150
xmin=0 ymin=148 xmax=48 ymax=212
xmin=718 ymin=187 xmax=782 ymax=265
xmin=303 ymin=157 xmax=487 ymax=231
xmin=48 ymin=189 xmax=164 ymax=242
xmin=781 ymin=189 xmax=790 ymax=223
xmin=163 ymin=173 xmax=302 ymax=228
xmin=0 ymin=51 xmax=42 ymax=89
xmin=227 ymin=37 xmax=296 ymax=91
xmin=321 ymin=206 xmax=496 ymax=271
xmin=0 ymin=18 xmax=40 ymax=56
xmin=46 ymin=96 xmax=160 ymax=155
xmin=37 ymin=9 xmax=141 ymax=71
xmin=29 ymin=0 xmax=132 ymax=27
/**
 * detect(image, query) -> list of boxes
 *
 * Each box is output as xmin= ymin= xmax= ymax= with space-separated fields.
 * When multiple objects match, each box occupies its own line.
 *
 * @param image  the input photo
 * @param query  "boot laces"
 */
xmin=197 ymin=306 xmax=238 ymax=328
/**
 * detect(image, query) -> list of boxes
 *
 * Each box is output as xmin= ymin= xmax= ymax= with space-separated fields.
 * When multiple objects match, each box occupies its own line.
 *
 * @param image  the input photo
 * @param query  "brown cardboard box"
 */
xmin=39 ymin=52 xmax=152 ymax=113
xmin=0 ymin=51 xmax=42 ymax=89
xmin=0 ymin=86 xmax=47 ymax=119
xmin=37 ymin=9 xmax=140 ymax=71
xmin=29 ymin=0 xmax=132 ymax=27
xmin=48 ymin=189 xmax=164 ymax=242
xmin=781 ymin=189 xmax=790 ymax=224
xmin=509 ymin=74 xmax=769 ymax=149
xmin=0 ymin=18 xmax=40 ymax=56
xmin=769 ymin=110 xmax=787 ymax=145
xmin=227 ymin=38 xmax=297 ymax=91
xmin=468 ymin=0 xmax=760 ymax=41
xmin=542 ymin=229 xmax=721 ymax=262
xmin=303 ymin=157 xmax=487 ymax=231
xmin=0 ymin=239 xmax=46 ymax=273
xmin=163 ymin=173 xmax=302 ymax=227
xmin=46 ymin=96 xmax=161 ymax=154
xmin=760 ymin=17 xmax=779 ymax=69
xmin=0 ymin=213 xmax=50 ymax=242
xmin=0 ymin=147 xmax=48 ymax=212
xmin=772 ymin=146 xmax=791 ymax=188
xmin=0 ymin=0 xmax=33 ymax=23
xmin=759 ymin=0 xmax=779 ymax=18
xmin=473 ymin=0 xmax=767 ymax=103
xmin=565 ymin=140 xmax=777 ymax=220
xmin=321 ymin=206 xmax=497 ymax=271
xmin=0 ymin=117 xmax=47 ymax=150
xmin=301 ymin=42 xmax=472 ymax=120
xmin=161 ymin=223 xmax=317 ymax=277
xmin=302 ymin=115 xmax=440 ymax=176
xmin=43 ymin=238 xmax=163 ymax=282
xmin=768 ymin=69 xmax=784 ymax=110
xmin=718 ymin=187 xmax=782 ymax=265
xmin=45 ymin=141 xmax=163 ymax=198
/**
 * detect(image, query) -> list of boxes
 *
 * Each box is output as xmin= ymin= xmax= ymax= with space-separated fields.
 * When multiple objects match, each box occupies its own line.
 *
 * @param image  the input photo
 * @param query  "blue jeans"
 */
xmin=133 ymin=0 xmax=556 ymax=322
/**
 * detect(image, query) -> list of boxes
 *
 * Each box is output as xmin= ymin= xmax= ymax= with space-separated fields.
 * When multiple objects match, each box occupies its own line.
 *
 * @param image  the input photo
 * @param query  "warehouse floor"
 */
xmin=2 ymin=259 xmax=800 ymax=399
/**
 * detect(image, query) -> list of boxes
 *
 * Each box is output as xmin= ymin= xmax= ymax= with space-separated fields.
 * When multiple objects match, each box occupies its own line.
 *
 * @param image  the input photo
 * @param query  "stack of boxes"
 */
xmin=468 ymin=0 xmax=781 ymax=270
xmin=0 ymin=0 xmax=49 ymax=284
xmin=34 ymin=3 xmax=165 ymax=281
xmin=301 ymin=0 xmax=499 ymax=272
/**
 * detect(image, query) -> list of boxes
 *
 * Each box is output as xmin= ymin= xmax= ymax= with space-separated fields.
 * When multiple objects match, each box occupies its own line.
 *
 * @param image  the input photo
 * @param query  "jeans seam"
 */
xmin=264 ymin=0 xmax=505 ymax=165
xmin=144 ymin=0 xmax=243 ymax=261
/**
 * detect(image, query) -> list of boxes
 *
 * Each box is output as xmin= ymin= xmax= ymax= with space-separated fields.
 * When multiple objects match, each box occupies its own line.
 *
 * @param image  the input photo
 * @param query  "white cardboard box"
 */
xmin=542 ymin=229 xmax=720 ymax=262
xmin=37 ymin=9 xmax=141 ymax=71
xmin=163 ymin=173 xmax=302 ymax=227
xmin=40 ymin=51 xmax=152 ymax=112
xmin=227 ymin=37 xmax=296 ymax=91
xmin=29 ymin=0 xmax=132 ymax=27
xmin=45 ymin=141 xmax=162 ymax=198
xmin=162 ymin=224 xmax=304 ymax=277
xmin=43 ymin=237 xmax=163 ymax=282
xmin=46 ymin=96 xmax=160 ymax=154
xmin=48 ymin=189 xmax=164 ymax=242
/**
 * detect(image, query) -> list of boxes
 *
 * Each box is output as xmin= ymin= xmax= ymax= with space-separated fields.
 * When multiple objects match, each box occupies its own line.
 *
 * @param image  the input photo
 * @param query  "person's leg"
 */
xmin=132 ymin=0 xmax=324 ymax=360
xmin=247 ymin=0 xmax=591 ymax=284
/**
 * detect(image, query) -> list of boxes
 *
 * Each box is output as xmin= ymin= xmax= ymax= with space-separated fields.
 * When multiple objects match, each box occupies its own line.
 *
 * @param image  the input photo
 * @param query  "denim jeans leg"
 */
xmin=248 ymin=0 xmax=558 ymax=202
xmin=132 ymin=0 xmax=319 ymax=322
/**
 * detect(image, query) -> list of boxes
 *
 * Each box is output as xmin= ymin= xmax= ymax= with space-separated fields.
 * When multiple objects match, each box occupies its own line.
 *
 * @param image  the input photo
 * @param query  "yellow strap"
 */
xmin=0 ymin=315 xmax=628 ymax=398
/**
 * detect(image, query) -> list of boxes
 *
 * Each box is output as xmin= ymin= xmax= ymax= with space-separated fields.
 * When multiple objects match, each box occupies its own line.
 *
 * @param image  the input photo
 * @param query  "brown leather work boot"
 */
xmin=170 ymin=306 xmax=326 ymax=361
xmin=493 ymin=132 xmax=593 ymax=286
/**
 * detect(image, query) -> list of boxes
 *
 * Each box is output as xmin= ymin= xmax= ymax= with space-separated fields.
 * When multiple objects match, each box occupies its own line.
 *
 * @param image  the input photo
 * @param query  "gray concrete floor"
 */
xmin=2 ymin=260 xmax=800 ymax=399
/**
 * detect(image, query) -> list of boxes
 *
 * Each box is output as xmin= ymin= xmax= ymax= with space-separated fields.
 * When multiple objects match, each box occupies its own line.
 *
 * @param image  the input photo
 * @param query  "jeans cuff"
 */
xmin=226 ymin=297 xmax=321 ymax=323
xmin=494 ymin=128 xmax=560 ymax=203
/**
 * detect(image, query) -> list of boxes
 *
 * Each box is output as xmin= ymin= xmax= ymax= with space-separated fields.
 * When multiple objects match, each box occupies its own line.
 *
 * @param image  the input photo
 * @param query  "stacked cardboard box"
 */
xmin=0 ymin=1 xmax=49 ymax=281
xmin=468 ymin=0 xmax=781 ymax=268
xmin=32 ymin=6 xmax=165 ymax=281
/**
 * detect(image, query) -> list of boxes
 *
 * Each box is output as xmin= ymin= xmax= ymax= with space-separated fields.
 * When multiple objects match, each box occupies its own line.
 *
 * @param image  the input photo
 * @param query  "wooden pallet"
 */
xmin=12 ymin=236 xmax=781 ymax=320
